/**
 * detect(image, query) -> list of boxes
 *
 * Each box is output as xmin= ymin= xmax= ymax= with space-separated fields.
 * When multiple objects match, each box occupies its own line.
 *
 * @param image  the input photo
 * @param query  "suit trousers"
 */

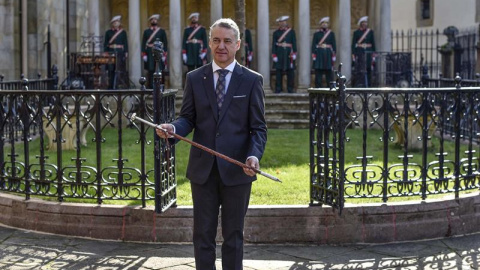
xmin=191 ymin=162 xmax=252 ymax=270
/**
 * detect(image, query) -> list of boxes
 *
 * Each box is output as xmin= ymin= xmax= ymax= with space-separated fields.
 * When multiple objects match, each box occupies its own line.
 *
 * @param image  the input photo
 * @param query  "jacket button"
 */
xmin=216 ymin=132 xmax=220 ymax=137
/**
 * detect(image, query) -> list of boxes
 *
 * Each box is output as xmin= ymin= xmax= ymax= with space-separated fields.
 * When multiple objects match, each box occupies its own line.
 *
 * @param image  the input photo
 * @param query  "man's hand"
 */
xmin=243 ymin=157 xmax=259 ymax=177
xmin=143 ymin=55 xmax=148 ymax=62
xmin=155 ymin=124 xmax=174 ymax=139
xmin=200 ymin=52 xmax=206 ymax=59
xmin=273 ymin=56 xmax=278 ymax=63
xmin=182 ymin=53 xmax=187 ymax=63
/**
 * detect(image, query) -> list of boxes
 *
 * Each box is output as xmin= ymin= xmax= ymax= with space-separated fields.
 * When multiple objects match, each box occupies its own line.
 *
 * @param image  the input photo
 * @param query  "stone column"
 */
xmin=88 ymin=0 xmax=100 ymax=37
xmin=257 ymin=0 xmax=270 ymax=90
xmin=338 ymin=0 xmax=351 ymax=80
xmin=169 ymin=0 xmax=182 ymax=89
xmin=211 ymin=0 xmax=222 ymax=25
xmin=22 ymin=0 xmax=28 ymax=77
xmin=378 ymin=0 xmax=391 ymax=52
xmin=297 ymin=0 xmax=311 ymax=90
xmin=128 ymin=0 xmax=141 ymax=86
xmin=376 ymin=0 xmax=391 ymax=86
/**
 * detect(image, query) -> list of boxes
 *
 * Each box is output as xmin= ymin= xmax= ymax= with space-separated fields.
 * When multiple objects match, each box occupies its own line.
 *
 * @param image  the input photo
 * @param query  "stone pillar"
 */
xmin=338 ymin=0 xmax=351 ymax=80
xmin=257 ymin=0 xmax=270 ymax=90
xmin=439 ymin=26 xmax=458 ymax=78
xmin=128 ymin=0 xmax=141 ymax=86
xmin=297 ymin=0 xmax=311 ymax=90
xmin=88 ymin=0 xmax=100 ymax=36
xmin=378 ymin=0 xmax=391 ymax=52
xmin=211 ymin=0 xmax=222 ymax=25
xmin=376 ymin=0 xmax=391 ymax=87
xmin=22 ymin=0 xmax=28 ymax=77
xmin=169 ymin=0 xmax=183 ymax=89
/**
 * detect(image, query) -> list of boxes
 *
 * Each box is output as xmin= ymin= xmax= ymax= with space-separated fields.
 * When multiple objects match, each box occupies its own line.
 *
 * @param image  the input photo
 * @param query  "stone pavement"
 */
xmin=0 ymin=223 xmax=479 ymax=270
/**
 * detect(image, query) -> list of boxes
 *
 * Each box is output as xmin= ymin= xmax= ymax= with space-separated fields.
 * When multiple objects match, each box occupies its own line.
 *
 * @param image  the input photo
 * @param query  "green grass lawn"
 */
xmin=3 ymin=127 xmax=477 ymax=206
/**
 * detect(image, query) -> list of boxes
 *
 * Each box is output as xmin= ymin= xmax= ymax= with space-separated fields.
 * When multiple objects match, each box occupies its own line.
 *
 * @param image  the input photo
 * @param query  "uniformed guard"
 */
xmin=103 ymin=15 xmax=128 ymax=89
xmin=351 ymin=16 xmax=376 ymax=87
xmin=182 ymin=12 xmax=208 ymax=72
xmin=311 ymin=17 xmax=336 ymax=88
xmin=272 ymin=15 xmax=297 ymax=93
xmin=244 ymin=28 xmax=253 ymax=68
xmin=142 ymin=14 xmax=168 ymax=88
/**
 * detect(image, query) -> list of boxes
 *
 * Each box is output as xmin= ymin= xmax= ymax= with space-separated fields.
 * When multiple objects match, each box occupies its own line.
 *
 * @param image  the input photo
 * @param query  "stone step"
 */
xmin=267 ymin=119 xmax=309 ymax=129
xmin=265 ymin=93 xmax=309 ymax=104
xmin=265 ymin=109 xmax=309 ymax=120
xmin=265 ymin=101 xmax=310 ymax=110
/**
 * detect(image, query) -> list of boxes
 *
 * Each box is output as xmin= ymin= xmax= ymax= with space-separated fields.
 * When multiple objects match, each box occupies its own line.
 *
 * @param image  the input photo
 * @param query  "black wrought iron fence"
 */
xmin=391 ymin=25 xmax=478 ymax=84
xmin=309 ymin=76 xmax=480 ymax=212
xmin=0 ymin=83 xmax=177 ymax=212
xmin=1 ymin=69 xmax=59 ymax=144
xmin=392 ymin=28 xmax=442 ymax=83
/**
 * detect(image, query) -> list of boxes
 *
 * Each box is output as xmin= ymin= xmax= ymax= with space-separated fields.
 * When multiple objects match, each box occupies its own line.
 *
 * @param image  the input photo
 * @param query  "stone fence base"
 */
xmin=0 ymin=192 xmax=479 ymax=244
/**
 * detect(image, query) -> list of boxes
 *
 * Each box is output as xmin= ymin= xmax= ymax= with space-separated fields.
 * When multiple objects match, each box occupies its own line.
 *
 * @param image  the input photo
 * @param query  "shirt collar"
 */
xmin=212 ymin=60 xmax=236 ymax=74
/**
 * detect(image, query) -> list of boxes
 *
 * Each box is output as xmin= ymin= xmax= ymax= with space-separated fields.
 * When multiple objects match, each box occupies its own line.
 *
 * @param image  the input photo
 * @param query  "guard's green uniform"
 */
xmin=103 ymin=28 xmax=128 ymax=89
xmin=142 ymin=26 xmax=168 ymax=88
xmin=244 ymin=29 xmax=253 ymax=68
xmin=271 ymin=27 xmax=297 ymax=93
xmin=182 ymin=24 xmax=208 ymax=72
xmin=351 ymin=28 xmax=376 ymax=87
xmin=311 ymin=28 xmax=336 ymax=87
xmin=104 ymin=28 xmax=128 ymax=54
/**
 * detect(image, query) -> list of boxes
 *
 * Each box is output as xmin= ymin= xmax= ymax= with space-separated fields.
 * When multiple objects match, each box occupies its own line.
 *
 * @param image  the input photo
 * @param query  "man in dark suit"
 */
xmin=156 ymin=18 xmax=267 ymax=270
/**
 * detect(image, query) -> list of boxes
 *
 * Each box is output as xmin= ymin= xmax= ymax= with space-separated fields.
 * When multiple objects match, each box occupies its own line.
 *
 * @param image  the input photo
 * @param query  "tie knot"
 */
xmin=217 ymin=69 xmax=229 ymax=77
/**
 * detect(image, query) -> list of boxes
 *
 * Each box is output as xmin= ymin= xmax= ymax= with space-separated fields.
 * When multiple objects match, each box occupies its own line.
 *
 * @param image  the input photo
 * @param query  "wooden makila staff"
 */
xmin=130 ymin=113 xmax=282 ymax=183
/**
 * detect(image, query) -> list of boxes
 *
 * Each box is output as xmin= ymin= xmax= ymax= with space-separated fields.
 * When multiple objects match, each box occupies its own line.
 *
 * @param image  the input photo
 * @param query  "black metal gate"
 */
xmin=152 ymin=41 xmax=177 ymax=213
xmin=309 ymin=74 xmax=346 ymax=213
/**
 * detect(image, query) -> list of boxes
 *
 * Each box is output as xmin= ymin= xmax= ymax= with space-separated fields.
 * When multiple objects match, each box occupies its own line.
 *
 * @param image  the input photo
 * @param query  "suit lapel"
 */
xmin=202 ymin=64 xmax=219 ymax=122
xmin=218 ymin=63 xmax=244 ymax=123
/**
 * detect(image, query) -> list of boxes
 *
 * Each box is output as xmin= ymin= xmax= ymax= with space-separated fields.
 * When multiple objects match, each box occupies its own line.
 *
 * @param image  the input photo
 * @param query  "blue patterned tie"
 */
xmin=216 ymin=69 xmax=229 ymax=110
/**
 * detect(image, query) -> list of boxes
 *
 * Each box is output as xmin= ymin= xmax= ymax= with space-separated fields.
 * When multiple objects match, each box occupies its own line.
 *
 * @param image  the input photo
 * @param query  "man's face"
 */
xmin=191 ymin=16 xmax=198 ymax=23
xmin=150 ymin=18 xmax=158 ymax=25
xmin=360 ymin=21 xmax=368 ymax=28
xmin=209 ymin=26 xmax=240 ymax=68
xmin=112 ymin=20 xmax=120 ymax=28
xmin=321 ymin=21 xmax=329 ymax=29
xmin=278 ymin=20 xmax=287 ymax=28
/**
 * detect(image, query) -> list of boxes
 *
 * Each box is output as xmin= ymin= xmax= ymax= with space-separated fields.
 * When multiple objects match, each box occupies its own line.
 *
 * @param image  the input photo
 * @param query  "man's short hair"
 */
xmin=209 ymin=18 xmax=240 ymax=41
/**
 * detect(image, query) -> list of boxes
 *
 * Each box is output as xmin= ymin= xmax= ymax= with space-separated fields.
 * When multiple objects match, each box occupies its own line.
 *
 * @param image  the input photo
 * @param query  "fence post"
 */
xmin=337 ymin=66 xmax=346 ymax=213
xmin=453 ymin=75 xmax=462 ymax=200
xmin=21 ymin=78 xmax=31 ymax=200
xmin=152 ymin=40 xmax=165 ymax=213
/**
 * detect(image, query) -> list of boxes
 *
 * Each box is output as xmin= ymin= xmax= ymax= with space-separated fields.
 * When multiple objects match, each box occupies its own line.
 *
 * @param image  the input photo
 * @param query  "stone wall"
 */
xmin=0 ymin=192 xmax=478 ymax=244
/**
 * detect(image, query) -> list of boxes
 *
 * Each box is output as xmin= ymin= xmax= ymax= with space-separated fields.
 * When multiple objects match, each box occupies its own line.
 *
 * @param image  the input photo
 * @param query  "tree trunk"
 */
xmin=235 ymin=0 xmax=246 ymax=64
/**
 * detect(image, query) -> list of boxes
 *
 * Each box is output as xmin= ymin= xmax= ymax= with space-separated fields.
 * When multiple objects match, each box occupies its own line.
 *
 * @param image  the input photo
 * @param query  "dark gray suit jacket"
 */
xmin=172 ymin=62 xmax=267 ymax=186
